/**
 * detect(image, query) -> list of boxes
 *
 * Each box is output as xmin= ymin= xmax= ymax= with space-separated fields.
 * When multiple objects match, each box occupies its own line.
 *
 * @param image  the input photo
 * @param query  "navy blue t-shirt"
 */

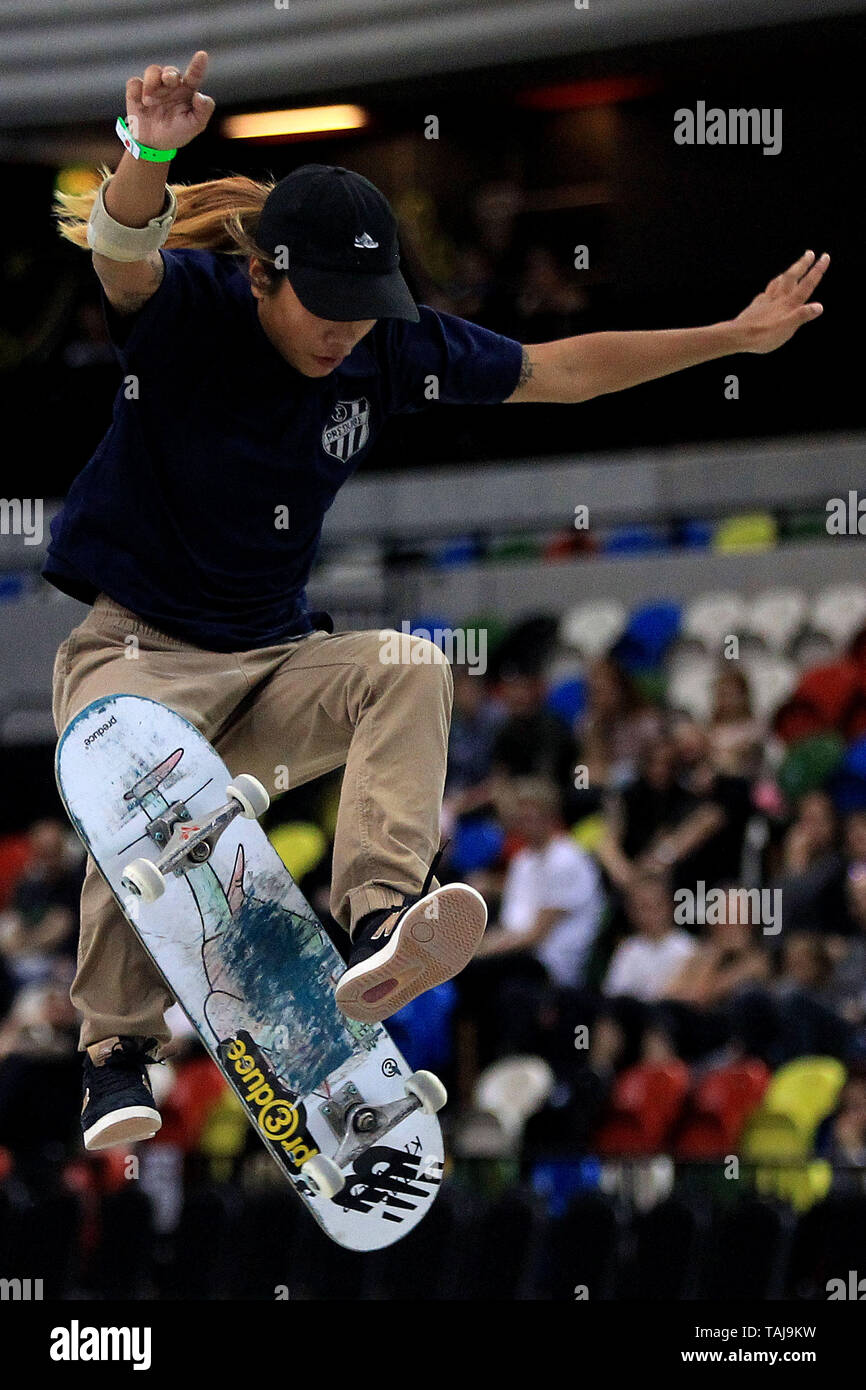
xmin=45 ymin=248 xmax=523 ymax=651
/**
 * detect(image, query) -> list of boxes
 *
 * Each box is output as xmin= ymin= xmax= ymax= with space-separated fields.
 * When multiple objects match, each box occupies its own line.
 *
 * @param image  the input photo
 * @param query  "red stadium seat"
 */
xmin=672 ymin=1061 xmax=771 ymax=1160
xmin=774 ymin=660 xmax=866 ymax=743
xmin=154 ymin=1056 xmax=228 ymax=1150
xmin=0 ymin=833 xmax=30 ymax=909
xmin=593 ymin=1061 xmax=690 ymax=1156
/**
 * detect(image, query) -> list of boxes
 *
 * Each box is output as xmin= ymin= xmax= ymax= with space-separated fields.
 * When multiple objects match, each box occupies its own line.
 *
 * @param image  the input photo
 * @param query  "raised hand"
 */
xmin=124 ymin=50 xmax=215 ymax=152
xmin=732 ymin=249 xmax=829 ymax=354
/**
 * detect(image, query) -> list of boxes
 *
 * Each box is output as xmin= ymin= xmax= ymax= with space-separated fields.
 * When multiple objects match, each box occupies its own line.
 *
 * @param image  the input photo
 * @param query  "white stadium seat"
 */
xmin=744 ymin=588 xmax=807 ymax=654
xmin=681 ymin=591 xmax=746 ymax=652
xmin=558 ymin=599 xmax=627 ymax=658
xmin=810 ymin=583 xmax=866 ymax=647
xmin=740 ymin=652 xmax=798 ymax=719
xmin=473 ymin=1055 xmax=555 ymax=1151
xmin=666 ymin=655 xmax=716 ymax=721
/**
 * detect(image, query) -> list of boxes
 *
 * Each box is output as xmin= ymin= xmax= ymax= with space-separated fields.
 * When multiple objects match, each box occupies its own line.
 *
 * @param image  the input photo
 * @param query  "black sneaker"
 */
xmin=81 ymin=1036 xmax=162 ymax=1151
xmin=335 ymin=847 xmax=487 ymax=1024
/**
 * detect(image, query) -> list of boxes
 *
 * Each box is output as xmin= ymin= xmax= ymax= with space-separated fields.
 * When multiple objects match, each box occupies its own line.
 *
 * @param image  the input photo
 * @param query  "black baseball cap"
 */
xmin=256 ymin=164 xmax=420 ymax=323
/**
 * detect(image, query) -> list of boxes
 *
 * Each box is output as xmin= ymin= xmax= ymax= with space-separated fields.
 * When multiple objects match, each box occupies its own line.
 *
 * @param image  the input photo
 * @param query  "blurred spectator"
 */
xmin=441 ymin=664 xmax=505 ymax=826
xmin=0 ymin=819 xmax=83 ymax=989
xmin=576 ymin=655 xmax=663 ymax=792
xmin=478 ymin=777 xmax=604 ymax=985
xmin=596 ymin=734 xmax=733 ymax=894
xmin=0 ymin=979 xmax=81 ymax=1154
xmin=663 ymin=890 xmax=772 ymax=1010
xmin=773 ymin=790 xmax=852 ymax=936
xmin=707 ymin=667 xmax=765 ymax=777
xmin=817 ymin=1074 xmax=866 ymax=1169
xmin=488 ymin=669 xmax=577 ymax=791
xmin=455 ymin=777 xmax=604 ymax=1079
xmin=602 ymin=871 xmax=697 ymax=1004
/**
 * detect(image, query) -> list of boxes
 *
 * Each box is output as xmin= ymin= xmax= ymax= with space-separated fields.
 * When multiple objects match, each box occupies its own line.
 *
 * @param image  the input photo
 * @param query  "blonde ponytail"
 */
xmin=54 ymin=165 xmax=277 ymax=263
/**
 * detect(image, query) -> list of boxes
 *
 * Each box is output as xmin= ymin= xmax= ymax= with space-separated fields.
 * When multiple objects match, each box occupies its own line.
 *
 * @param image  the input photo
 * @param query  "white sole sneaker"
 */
xmin=335 ymin=883 xmax=488 ymax=1024
xmin=83 ymin=1105 xmax=162 ymax=1152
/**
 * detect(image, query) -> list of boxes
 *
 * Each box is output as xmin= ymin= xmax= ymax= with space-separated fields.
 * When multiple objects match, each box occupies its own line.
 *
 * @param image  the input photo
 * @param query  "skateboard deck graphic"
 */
xmin=56 ymin=694 xmax=445 ymax=1251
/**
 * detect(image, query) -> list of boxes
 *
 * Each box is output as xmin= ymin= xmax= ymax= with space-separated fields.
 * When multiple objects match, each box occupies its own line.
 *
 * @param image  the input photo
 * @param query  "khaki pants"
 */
xmin=52 ymin=596 xmax=453 ymax=1048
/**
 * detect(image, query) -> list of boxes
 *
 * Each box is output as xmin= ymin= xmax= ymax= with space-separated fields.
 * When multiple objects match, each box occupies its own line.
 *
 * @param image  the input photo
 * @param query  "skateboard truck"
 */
xmin=301 ymin=1072 xmax=448 ymax=1199
xmin=121 ymin=774 xmax=270 ymax=902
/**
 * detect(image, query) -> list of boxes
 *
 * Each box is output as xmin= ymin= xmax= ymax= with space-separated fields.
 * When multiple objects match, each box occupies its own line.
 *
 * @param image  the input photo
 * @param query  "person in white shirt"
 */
xmin=603 ymin=873 xmax=698 ymax=1003
xmin=477 ymin=777 xmax=605 ymax=986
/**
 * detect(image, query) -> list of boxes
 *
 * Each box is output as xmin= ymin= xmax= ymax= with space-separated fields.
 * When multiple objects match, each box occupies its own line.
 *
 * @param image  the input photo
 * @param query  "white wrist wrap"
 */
xmin=86 ymin=175 xmax=178 ymax=261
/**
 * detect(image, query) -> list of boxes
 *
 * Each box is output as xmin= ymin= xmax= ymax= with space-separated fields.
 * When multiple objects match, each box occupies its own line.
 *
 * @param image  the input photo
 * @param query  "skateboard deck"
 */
xmin=56 ymin=693 xmax=445 ymax=1251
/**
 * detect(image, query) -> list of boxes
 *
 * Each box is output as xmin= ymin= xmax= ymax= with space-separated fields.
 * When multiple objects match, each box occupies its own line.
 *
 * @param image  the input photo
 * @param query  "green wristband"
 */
xmin=116 ymin=115 xmax=177 ymax=163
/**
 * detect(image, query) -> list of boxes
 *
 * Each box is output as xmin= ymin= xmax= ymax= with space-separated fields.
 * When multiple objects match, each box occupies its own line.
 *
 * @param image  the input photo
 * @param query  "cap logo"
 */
xmin=354 ymin=232 xmax=379 ymax=249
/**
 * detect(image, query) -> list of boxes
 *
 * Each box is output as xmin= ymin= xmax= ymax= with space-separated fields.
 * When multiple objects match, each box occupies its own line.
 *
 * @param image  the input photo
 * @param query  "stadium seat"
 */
xmin=593 ymin=1061 xmax=690 ymax=1156
xmin=154 ymin=1056 xmax=228 ymax=1151
xmin=386 ymin=980 xmax=456 ymax=1074
xmin=474 ymin=1055 xmax=556 ymax=1153
xmin=571 ymin=812 xmax=607 ymax=855
xmin=740 ymin=1056 xmax=847 ymax=1162
xmin=601 ymin=525 xmax=670 ymax=556
xmin=744 ymin=588 xmax=807 ymax=653
xmin=407 ymin=613 xmax=453 ymax=640
xmin=545 ymin=674 xmax=587 ymax=723
xmin=672 ymin=1060 xmax=771 ymax=1159
xmin=774 ymin=660 xmax=866 ymax=743
xmin=680 ymin=591 xmax=746 ymax=651
xmin=450 ymin=817 xmax=504 ymax=874
xmin=777 ymin=732 xmax=846 ymax=800
xmin=675 ymin=519 xmax=714 ymax=549
xmin=0 ymin=831 xmax=30 ymax=909
xmin=713 ymin=512 xmax=778 ymax=553
xmin=559 ymin=599 xmax=627 ymax=658
xmin=741 ymin=651 xmax=798 ymax=719
xmin=486 ymin=536 xmax=543 ymax=562
xmin=811 ymin=583 xmax=866 ymax=647
xmin=780 ymin=508 xmax=831 ymax=543
xmin=430 ymin=536 xmax=481 ymax=568
xmin=268 ymin=821 xmax=327 ymax=880
xmin=615 ymin=600 xmax=682 ymax=669
xmin=666 ymin=653 xmax=716 ymax=721
xmin=831 ymin=733 xmax=866 ymax=811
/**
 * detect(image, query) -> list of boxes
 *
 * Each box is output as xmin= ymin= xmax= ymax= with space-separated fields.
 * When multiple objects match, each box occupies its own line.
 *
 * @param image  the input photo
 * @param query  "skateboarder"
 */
xmin=51 ymin=51 xmax=828 ymax=1149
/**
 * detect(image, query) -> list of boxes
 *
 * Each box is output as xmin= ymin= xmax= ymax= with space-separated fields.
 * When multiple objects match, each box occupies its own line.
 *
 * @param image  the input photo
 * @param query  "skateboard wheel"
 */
xmin=302 ymin=1153 xmax=345 ymax=1199
xmin=121 ymin=858 xmax=165 ymax=903
xmin=405 ymin=1070 xmax=448 ymax=1115
xmin=226 ymin=774 xmax=270 ymax=819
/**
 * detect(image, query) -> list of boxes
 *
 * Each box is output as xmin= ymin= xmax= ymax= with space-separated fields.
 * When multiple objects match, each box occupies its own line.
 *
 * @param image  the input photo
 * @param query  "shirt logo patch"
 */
xmin=354 ymin=232 xmax=379 ymax=249
xmin=322 ymin=398 xmax=371 ymax=461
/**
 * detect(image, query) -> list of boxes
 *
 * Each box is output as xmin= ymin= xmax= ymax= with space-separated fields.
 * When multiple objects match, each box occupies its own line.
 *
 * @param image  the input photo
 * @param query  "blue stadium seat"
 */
xmin=616 ymin=600 xmax=682 ymax=669
xmin=546 ymin=675 xmax=587 ymax=724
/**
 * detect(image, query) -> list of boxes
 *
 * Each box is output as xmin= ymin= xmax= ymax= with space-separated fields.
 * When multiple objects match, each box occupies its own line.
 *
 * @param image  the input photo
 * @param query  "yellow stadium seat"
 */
xmin=713 ymin=512 xmax=778 ymax=554
xmin=740 ymin=1056 xmax=846 ymax=1162
xmin=753 ymin=1159 xmax=833 ymax=1213
xmin=571 ymin=814 xmax=607 ymax=855
xmin=268 ymin=821 xmax=327 ymax=880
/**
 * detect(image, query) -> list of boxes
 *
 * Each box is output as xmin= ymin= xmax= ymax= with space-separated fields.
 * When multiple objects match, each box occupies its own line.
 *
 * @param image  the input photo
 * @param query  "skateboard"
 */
xmin=56 ymin=693 xmax=447 ymax=1251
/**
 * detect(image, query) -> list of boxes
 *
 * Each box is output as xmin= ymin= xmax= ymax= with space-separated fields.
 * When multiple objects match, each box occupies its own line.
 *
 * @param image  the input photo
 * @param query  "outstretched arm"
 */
xmin=506 ymin=249 xmax=829 ymax=404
